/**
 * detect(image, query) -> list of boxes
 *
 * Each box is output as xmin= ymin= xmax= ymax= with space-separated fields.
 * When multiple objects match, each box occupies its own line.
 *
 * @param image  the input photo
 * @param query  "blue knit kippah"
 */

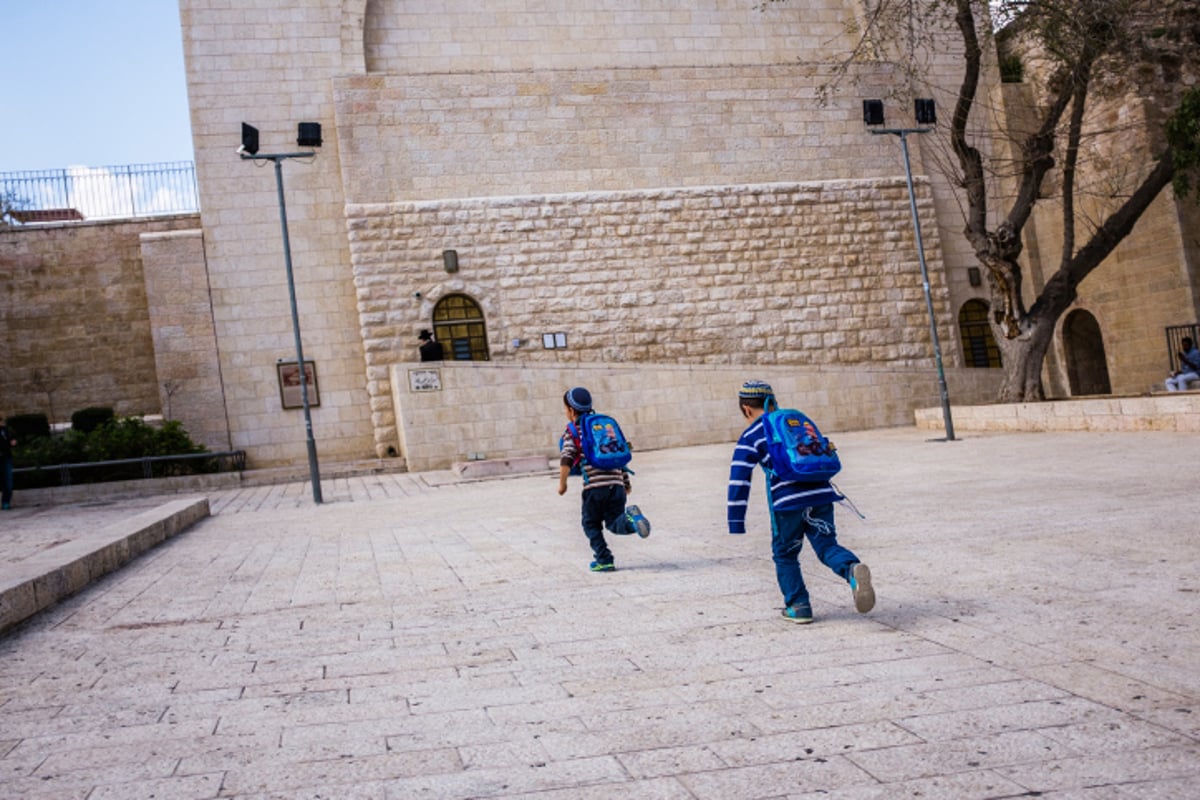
xmin=738 ymin=380 xmax=774 ymax=400
xmin=565 ymin=386 xmax=593 ymax=412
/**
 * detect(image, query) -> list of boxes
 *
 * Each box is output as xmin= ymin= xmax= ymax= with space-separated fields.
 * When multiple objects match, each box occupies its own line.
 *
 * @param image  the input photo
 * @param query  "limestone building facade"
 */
xmin=158 ymin=0 xmax=1011 ymax=469
xmin=4 ymin=2 xmax=1195 ymax=472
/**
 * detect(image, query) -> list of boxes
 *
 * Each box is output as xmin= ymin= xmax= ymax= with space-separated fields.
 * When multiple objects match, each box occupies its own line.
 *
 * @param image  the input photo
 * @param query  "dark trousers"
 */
xmin=1 ymin=457 xmax=13 ymax=506
xmin=580 ymin=484 xmax=635 ymax=564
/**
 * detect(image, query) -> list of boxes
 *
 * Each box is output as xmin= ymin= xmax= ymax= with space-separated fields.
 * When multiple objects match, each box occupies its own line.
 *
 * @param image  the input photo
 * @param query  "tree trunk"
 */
xmin=996 ymin=316 xmax=1057 ymax=401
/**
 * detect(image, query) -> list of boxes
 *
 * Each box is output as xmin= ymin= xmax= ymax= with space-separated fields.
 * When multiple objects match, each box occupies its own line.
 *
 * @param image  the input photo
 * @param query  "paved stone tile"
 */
xmin=786 ymin=770 xmax=1031 ymax=799
xmin=0 ymin=428 xmax=1198 ymax=798
xmin=674 ymin=755 xmax=872 ymax=798
xmin=844 ymin=728 xmax=1079 ymax=782
xmin=992 ymin=744 xmax=1200 ymax=794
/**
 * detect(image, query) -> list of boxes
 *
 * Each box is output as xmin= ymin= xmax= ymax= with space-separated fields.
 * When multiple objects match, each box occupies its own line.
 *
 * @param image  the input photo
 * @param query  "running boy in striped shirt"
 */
xmin=557 ymin=386 xmax=650 ymax=572
xmin=727 ymin=380 xmax=874 ymax=623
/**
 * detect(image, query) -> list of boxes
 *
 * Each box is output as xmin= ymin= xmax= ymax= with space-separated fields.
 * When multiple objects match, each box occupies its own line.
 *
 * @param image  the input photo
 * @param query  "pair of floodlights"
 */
xmin=238 ymin=122 xmax=322 ymax=156
xmin=863 ymin=98 xmax=937 ymax=127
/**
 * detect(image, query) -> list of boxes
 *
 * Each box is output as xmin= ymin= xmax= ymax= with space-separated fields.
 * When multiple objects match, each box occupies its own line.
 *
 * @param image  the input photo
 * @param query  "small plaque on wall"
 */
xmin=409 ymin=368 xmax=442 ymax=392
xmin=277 ymin=360 xmax=319 ymax=409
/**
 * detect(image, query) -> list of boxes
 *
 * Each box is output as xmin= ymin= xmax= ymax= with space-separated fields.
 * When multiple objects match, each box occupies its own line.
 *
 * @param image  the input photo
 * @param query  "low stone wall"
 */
xmin=0 ymin=215 xmax=201 ymax=420
xmin=915 ymin=392 xmax=1200 ymax=433
xmin=391 ymin=361 xmax=1005 ymax=472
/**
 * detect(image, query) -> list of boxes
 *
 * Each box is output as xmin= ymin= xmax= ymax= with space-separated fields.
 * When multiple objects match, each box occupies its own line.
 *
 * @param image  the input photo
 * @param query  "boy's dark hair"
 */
xmin=738 ymin=395 xmax=768 ymax=411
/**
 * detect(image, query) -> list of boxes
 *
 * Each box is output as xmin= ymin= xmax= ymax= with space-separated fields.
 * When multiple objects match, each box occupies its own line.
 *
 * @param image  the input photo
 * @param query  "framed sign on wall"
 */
xmin=277 ymin=360 xmax=320 ymax=409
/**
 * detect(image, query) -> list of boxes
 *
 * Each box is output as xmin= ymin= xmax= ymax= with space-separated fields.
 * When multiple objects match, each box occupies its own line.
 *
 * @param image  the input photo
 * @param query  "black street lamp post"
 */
xmin=239 ymin=122 xmax=325 ymax=502
xmin=864 ymin=99 xmax=956 ymax=442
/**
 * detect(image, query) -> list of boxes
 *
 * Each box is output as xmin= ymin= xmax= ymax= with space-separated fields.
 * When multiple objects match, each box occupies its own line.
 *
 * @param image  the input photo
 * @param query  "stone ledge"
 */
xmin=915 ymin=392 xmax=1200 ymax=433
xmin=15 ymin=458 xmax=409 ymax=507
xmin=0 ymin=497 xmax=210 ymax=634
xmin=451 ymin=455 xmax=555 ymax=480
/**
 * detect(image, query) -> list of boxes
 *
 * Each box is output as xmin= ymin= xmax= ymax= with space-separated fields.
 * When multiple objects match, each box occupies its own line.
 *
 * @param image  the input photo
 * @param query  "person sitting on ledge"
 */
xmin=1165 ymin=336 xmax=1200 ymax=392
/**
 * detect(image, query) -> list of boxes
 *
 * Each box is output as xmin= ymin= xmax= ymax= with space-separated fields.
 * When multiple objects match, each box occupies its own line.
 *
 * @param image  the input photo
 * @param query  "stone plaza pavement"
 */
xmin=1 ymin=426 xmax=1198 ymax=799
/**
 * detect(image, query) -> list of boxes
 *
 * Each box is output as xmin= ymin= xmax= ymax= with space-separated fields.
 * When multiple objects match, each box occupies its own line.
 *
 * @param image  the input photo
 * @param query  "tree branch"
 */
xmin=1059 ymin=73 xmax=1091 ymax=265
xmin=1065 ymin=149 xmax=1176 ymax=285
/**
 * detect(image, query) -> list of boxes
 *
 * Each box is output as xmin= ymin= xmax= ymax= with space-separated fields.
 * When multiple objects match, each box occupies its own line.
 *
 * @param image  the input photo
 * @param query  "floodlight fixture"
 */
xmin=862 ymin=99 xmax=885 ymax=126
xmin=241 ymin=122 xmax=260 ymax=155
xmin=297 ymin=122 xmax=322 ymax=147
xmin=915 ymin=98 xmax=937 ymax=125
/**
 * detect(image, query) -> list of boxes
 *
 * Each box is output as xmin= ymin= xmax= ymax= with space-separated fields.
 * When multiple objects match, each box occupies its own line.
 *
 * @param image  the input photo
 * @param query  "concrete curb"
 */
xmin=0 ymin=496 xmax=210 ymax=634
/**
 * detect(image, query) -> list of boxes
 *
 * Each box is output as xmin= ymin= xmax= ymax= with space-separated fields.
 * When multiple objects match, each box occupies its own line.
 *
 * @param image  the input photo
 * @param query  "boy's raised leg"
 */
xmin=625 ymin=505 xmax=651 ymax=538
xmin=850 ymin=562 xmax=875 ymax=613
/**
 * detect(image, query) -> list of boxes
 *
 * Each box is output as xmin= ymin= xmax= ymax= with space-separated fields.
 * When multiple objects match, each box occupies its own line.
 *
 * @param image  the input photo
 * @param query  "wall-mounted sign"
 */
xmin=409 ymin=368 xmax=442 ymax=392
xmin=277 ymin=360 xmax=319 ymax=409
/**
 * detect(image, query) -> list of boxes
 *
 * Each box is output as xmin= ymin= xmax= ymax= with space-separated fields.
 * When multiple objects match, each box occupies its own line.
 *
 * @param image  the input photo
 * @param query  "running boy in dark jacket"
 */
xmin=557 ymin=387 xmax=650 ymax=571
xmin=727 ymin=380 xmax=874 ymax=623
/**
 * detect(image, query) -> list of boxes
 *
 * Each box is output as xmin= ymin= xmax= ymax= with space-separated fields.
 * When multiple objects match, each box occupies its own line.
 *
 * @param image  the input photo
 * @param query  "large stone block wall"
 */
xmin=0 ymin=216 xmax=199 ymax=423
xmin=351 ymin=178 xmax=950 ymax=456
xmin=181 ymin=0 xmax=376 ymax=467
xmin=392 ymin=361 xmax=1004 ymax=472
xmin=140 ymin=229 xmax=232 ymax=452
xmin=363 ymin=0 xmax=862 ymax=74
xmin=332 ymin=63 xmax=911 ymax=204
xmin=177 ymin=0 xmax=986 ymax=468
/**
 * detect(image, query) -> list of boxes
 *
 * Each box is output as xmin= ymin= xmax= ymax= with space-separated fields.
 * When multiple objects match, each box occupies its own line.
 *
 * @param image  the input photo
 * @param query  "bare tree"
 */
xmin=799 ymin=0 xmax=1200 ymax=400
xmin=950 ymin=0 xmax=1200 ymax=399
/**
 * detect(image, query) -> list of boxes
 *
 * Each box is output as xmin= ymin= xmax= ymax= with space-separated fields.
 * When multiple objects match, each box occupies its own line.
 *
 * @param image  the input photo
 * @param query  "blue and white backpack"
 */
xmin=560 ymin=412 xmax=633 ymax=476
xmin=760 ymin=406 xmax=841 ymax=483
xmin=576 ymin=412 xmax=633 ymax=471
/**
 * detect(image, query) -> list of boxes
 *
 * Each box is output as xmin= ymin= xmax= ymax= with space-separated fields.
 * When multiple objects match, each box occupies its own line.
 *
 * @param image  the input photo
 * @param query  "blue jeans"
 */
xmin=580 ymin=484 xmax=636 ymax=564
xmin=771 ymin=503 xmax=858 ymax=608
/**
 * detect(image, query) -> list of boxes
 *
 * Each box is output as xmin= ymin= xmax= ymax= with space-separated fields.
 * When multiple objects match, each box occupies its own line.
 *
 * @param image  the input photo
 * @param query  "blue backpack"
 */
xmin=760 ymin=408 xmax=841 ymax=483
xmin=575 ymin=412 xmax=633 ymax=471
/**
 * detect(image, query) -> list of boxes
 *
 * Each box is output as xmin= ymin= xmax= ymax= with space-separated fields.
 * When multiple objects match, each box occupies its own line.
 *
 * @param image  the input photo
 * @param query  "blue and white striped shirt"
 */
xmin=727 ymin=416 xmax=841 ymax=534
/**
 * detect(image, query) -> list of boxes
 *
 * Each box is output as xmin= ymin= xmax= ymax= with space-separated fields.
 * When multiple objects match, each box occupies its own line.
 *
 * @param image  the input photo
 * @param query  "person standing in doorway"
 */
xmin=418 ymin=329 xmax=445 ymax=362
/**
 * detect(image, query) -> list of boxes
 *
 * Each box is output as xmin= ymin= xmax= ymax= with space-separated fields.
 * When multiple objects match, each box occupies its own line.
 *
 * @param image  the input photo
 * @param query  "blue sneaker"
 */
xmin=781 ymin=604 xmax=813 ymax=624
xmin=625 ymin=505 xmax=651 ymax=538
xmin=850 ymin=563 xmax=875 ymax=613
xmin=589 ymin=560 xmax=615 ymax=572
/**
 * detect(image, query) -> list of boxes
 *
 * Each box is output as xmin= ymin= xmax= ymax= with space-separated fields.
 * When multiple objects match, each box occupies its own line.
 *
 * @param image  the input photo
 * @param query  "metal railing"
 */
xmin=1 ymin=161 xmax=199 ymax=223
xmin=13 ymin=450 xmax=246 ymax=489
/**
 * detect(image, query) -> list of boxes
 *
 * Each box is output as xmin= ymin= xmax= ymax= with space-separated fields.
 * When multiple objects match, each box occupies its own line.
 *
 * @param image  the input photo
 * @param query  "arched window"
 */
xmin=432 ymin=294 xmax=490 ymax=361
xmin=958 ymin=299 xmax=1002 ymax=368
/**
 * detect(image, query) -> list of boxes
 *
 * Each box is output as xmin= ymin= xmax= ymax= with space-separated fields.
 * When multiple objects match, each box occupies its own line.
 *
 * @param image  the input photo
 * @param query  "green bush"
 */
xmin=13 ymin=417 xmax=212 ymax=488
xmin=85 ymin=418 xmax=207 ymax=462
xmin=71 ymin=406 xmax=115 ymax=434
xmin=12 ymin=430 xmax=89 ymax=488
xmin=6 ymin=413 xmax=51 ymax=442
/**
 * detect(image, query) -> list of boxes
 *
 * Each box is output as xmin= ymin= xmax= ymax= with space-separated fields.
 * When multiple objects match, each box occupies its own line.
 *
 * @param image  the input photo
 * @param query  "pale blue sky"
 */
xmin=0 ymin=1 xmax=193 ymax=174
